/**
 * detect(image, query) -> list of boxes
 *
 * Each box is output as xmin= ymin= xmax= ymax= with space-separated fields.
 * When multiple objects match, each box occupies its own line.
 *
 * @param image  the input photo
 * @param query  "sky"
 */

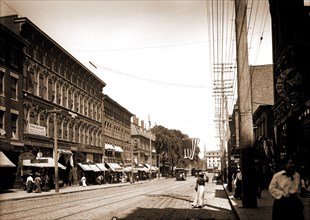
xmin=1 ymin=0 xmax=273 ymax=156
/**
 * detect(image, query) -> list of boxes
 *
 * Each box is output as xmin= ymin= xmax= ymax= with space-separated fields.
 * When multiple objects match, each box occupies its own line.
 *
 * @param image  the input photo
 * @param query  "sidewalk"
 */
xmin=0 ymin=181 xmax=137 ymax=202
xmin=224 ymin=184 xmax=310 ymax=220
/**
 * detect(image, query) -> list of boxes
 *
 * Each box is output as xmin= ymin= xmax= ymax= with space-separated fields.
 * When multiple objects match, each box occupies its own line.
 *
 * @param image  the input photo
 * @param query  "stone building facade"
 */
xmin=1 ymin=15 xmax=107 ymax=187
xmin=131 ymin=115 xmax=156 ymax=168
xmin=103 ymin=95 xmax=132 ymax=165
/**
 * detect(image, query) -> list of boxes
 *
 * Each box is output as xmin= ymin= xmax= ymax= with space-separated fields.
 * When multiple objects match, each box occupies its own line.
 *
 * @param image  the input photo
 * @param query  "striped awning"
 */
xmin=114 ymin=146 xmax=123 ymax=153
xmin=23 ymin=157 xmax=66 ymax=169
xmin=78 ymin=163 xmax=93 ymax=171
xmin=95 ymin=163 xmax=108 ymax=171
xmin=105 ymin=143 xmax=115 ymax=150
xmin=105 ymin=163 xmax=123 ymax=172
xmin=0 ymin=151 xmax=15 ymax=167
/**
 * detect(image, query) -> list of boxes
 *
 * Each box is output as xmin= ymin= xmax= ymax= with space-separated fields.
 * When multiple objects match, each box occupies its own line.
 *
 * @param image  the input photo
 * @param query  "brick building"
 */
xmin=0 ymin=23 xmax=27 ymax=189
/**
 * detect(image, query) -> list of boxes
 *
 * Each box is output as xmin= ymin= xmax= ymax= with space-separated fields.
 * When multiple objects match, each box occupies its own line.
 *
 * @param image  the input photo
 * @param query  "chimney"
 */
xmin=132 ymin=115 xmax=139 ymax=126
xmin=141 ymin=120 xmax=144 ymax=129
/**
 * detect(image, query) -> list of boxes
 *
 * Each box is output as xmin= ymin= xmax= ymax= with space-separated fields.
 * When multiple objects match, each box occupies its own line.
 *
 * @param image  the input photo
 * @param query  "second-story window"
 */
xmin=10 ymin=47 xmax=18 ymax=67
xmin=11 ymin=76 xmax=18 ymax=100
xmin=11 ymin=113 xmax=18 ymax=139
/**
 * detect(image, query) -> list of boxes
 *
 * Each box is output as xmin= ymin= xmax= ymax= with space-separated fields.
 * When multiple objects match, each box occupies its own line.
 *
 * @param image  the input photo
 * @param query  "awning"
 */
xmin=95 ymin=163 xmax=108 ymax=171
xmin=145 ymin=164 xmax=158 ymax=171
xmin=114 ymin=146 xmax=123 ymax=153
xmin=88 ymin=164 xmax=102 ymax=172
xmin=105 ymin=163 xmax=123 ymax=172
xmin=0 ymin=151 xmax=15 ymax=167
xmin=124 ymin=166 xmax=138 ymax=173
xmin=23 ymin=157 xmax=66 ymax=169
xmin=135 ymin=165 xmax=149 ymax=172
xmin=78 ymin=163 xmax=93 ymax=171
xmin=105 ymin=143 xmax=115 ymax=151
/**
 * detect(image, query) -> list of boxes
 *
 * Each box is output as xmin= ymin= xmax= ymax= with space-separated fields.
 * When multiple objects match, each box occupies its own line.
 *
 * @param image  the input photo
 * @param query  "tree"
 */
xmin=151 ymin=125 xmax=201 ymax=173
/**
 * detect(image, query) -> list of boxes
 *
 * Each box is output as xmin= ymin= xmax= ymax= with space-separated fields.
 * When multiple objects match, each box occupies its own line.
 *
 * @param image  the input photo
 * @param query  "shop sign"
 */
xmin=31 ymin=159 xmax=48 ymax=163
xmin=276 ymin=67 xmax=302 ymax=104
xmin=28 ymin=123 xmax=46 ymax=136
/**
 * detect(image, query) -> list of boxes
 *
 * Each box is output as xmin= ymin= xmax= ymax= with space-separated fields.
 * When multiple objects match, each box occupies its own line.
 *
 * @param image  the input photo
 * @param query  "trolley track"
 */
xmin=1 ymin=178 xmax=194 ymax=220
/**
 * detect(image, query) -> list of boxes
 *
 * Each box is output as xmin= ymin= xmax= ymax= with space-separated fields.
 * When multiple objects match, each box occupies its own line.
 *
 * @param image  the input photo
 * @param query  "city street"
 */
xmin=0 ymin=176 xmax=237 ymax=220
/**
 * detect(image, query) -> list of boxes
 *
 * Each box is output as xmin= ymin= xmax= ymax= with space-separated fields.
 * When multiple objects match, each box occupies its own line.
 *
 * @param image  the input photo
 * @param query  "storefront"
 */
xmin=105 ymin=163 xmax=124 ymax=183
xmin=0 ymin=151 xmax=16 ymax=190
xmin=78 ymin=163 xmax=108 ymax=185
xmin=22 ymin=156 xmax=66 ymax=189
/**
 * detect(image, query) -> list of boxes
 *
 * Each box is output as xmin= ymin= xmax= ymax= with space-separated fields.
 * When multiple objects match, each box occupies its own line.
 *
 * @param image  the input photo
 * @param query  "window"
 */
xmin=0 ymin=71 xmax=4 ymax=95
xmin=11 ymin=76 xmax=18 ymax=100
xmin=0 ymin=39 xmax=4 ymax=60
xmin=10 ymin=47 xmax=18 ymax=67
xmin=33 ymin=50 xmax=38 ymax=61
xmin=39 ymin=73 xmax=45 ymax=98
xmin=11 ymin=113 xmax=18 ymax=139
xmin=0 ymin=110 xmax=4 ymax=130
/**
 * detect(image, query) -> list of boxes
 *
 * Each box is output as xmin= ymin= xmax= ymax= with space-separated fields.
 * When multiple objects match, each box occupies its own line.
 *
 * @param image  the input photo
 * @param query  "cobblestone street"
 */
xmin=0 ymin=177 xmax=237 ymax=220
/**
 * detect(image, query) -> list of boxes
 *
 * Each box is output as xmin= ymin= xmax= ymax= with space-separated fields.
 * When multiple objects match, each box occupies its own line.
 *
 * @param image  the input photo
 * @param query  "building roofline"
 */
xmin=4 ymin=15 xmax=106 ymax=87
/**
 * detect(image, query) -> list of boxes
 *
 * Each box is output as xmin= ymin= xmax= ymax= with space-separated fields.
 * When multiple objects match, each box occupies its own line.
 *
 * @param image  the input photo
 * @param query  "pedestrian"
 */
xmin=96 ymin=175 xmax=103 ymax=185
xmin=268 ymin=157 xmax=304 ymax=220
xmin=233 ymin=168 xmax=242 ymax=199
xmin=26 ymin=173 xmax=34 ymax=193
xmin=44 ymin=173 xmax=50 ymax=191
xmin=34 ymin=172 xmax=42 ymax=193
xmin=191 ymin=172 xmax=206 ymax=208
xmin=81 ymin=175 xmax=87 ymax=187
xmin=255 ymin=161 xmax=264 ymax=198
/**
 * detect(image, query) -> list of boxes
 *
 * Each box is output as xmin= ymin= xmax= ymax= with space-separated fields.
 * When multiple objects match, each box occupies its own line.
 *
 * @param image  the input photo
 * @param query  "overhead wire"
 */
xmin=1 ymin=0 xmax=22 ymax=16
xmin=95 ymin=64 xmax=210 ymax=89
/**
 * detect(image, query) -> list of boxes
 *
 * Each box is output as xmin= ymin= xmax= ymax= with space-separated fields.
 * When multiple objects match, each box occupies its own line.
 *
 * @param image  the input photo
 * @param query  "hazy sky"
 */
xmin=1 ymin=0 xmax=272 ymax=154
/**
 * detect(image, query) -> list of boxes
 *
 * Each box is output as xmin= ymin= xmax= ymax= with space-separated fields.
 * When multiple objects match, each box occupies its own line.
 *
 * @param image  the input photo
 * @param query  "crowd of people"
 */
xmin=25 ymin=172 xmax=50 ymax=193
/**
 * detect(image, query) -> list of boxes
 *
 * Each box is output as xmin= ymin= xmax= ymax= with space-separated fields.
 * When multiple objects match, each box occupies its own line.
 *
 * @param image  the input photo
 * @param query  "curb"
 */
xmin=223 ymin=184 xmax=241 ymax=220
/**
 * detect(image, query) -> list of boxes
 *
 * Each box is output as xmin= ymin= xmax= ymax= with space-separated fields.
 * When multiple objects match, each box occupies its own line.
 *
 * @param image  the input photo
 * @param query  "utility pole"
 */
xmin=47 ymin=109 xmax=62 ymax=193
xmin=234 ymin=0 xmax=257 ymax=208
xmin=148 ymin=114 xmax=152 ymax=181
xmin=54 ymin=112 xmax=59 ymax=193
xmin=213 ymin=63 xmax=234 ymax=183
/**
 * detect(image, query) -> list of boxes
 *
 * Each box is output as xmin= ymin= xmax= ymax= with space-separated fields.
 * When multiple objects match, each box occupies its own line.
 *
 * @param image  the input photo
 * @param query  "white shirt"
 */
xmin=269 ymin=170 xmax=300 ymax=199
xmin=26 ymin=176 xmax=34 ymax=184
